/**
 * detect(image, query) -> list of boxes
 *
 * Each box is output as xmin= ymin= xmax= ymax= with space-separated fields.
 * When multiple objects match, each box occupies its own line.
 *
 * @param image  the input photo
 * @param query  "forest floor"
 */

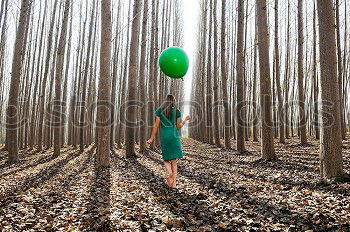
xmin=0 ymin=137 xmax=350 ymax=231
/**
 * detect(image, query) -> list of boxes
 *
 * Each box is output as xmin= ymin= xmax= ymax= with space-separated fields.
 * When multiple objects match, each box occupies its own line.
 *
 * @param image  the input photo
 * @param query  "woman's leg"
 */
xmin=170 ymin=159 xmax=178 ymax=188
xmin=164 ymin=160 xmax=173 ymax=187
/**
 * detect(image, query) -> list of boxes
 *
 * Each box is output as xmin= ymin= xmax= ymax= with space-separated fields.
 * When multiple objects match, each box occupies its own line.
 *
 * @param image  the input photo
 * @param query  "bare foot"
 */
xmin=170 ymin=179 xmax=177 ymax=189
xmin=167 ymin=175 xmax=174 ymax=188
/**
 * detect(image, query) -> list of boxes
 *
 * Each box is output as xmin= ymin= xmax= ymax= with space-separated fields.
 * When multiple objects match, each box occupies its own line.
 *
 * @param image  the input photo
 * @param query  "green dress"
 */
xmin=155 ymin=107 xmax=183 ymax=161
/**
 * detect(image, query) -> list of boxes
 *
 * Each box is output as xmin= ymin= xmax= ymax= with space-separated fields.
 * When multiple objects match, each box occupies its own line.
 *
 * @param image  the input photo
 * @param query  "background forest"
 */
xmin=0 ymin=0 xmax=350 ymax=231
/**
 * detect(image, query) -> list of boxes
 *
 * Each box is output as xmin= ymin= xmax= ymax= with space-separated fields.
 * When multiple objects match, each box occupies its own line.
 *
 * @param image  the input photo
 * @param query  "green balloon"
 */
xmin=159 ymin=47 xmax=189 ymax=79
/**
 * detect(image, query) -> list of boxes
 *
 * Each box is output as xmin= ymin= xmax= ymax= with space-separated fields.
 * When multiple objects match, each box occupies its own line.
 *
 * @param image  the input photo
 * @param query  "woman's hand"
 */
xmin=146 ymin=137 xmax=154 ymax=145
xmin=185 ymin=115 xmax=191 ymax=121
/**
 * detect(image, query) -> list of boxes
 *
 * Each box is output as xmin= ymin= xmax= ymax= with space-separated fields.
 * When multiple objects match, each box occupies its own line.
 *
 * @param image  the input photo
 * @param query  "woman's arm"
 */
xmin=176 ymin=115 xmax=191 ymax=129
xmin=147 ymin=116 xmax=161 ymax=144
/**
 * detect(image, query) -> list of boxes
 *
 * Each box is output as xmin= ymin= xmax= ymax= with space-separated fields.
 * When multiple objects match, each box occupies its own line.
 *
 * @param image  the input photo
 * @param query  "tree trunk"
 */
xmin=125 ymin=0 xmax=142 ymax=158
xmin=80 ymin=1 xmax=96 ymax=153
xmin=297 ymin=0 xmax=307 ymax=145
xmin=37 ymin=0 xmax=59 ymax=151
xmin=256 ymin=0 xmax=276 ymax=160
xmin=212 ymin=0 xmax=221 ymax=148
xmin=53 ymin=0 xmax=70 ymax=157
xmin=6 ymin=0 xmax=31 ymax=163
xmin=317 ymin=0 xmax=348 ymax=181
xmin=138 ymin=0 xmax=149 ymax=153
xmin=206 ymin=0 xmax=214 ymax=145
xmin=96 ymin=0 xmax=112 ymax=168
xmin=274 ymin=0 xmax=285 ymax=144
xmin=335 ymin=0 xmax=346 ymax=140
xmin=220 ymin=0 xmax=231 ymax=149
xmin=313 ymin=2 xmax=320 ymax=140
xmin=236 ymin=0 xmax=246 ymax=152
xmin=284 ymin=0 xmax=291 ymax=139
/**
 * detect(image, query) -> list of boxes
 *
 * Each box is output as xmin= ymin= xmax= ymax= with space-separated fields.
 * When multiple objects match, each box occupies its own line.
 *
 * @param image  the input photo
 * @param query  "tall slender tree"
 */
xmin=317 ymin=0 xmax=349 ymax=180
xmin=125 ymin=0 xmax=142 ymax=158
xmin=79 ymin=1 xmax=96 ymax=153
xmin=6 ymin=0 xmax=31 ymax=163
xmin=220 ymin=0 xmax=231 ymax=149
xmin=256 ymin=0 xmax=276 ymax=160
xmin=37 ymin=0 xmax=59 ymax=151
xmin=138 ymin=0 xmax=149 ymax=153
xmin=236 ymin=0 xmax=246 ymax=152
xmin=297 ymin=0 xmax=308 ymax=145
xmin=274 ymin=0 xmax=285 ymax=144
xmin=212 ymin=0 xmax=221 ymax=147
xmin=53 ymin=0 xmax=71 ymax=157
xmin=96 ymin=0 xmax=112 ymax=168
xmin=313 ymin=1 xmax=320 ymax=140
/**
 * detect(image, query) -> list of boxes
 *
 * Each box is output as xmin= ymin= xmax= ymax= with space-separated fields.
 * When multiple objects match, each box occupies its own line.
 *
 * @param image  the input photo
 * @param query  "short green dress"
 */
xmin=155 ymin=107 xmax=183 ymax=161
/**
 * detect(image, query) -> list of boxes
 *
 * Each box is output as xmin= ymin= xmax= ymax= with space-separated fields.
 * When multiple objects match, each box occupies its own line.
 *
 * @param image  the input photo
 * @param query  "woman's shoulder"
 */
xmin=155 ymin=107 xmax=161 ymax=116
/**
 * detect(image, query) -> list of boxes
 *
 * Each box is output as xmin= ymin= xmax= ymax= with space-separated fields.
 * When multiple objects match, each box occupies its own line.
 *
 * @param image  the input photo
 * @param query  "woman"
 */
xmin=147 ymin=95 xmax=190 ymax=188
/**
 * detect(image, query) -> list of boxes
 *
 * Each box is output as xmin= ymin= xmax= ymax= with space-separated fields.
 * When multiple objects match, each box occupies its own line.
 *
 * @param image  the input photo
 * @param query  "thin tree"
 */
xmin=220 ymin=0 xmax=231 ymax=149
xmin=6 ymin=0 xmax=31 ymax=163
xmin=96 ymin=0 xmax=112 ymax=168
xmin=335 ymin=0 xmax=346 ymax=139
xmin=284 ymin=0 xmax=291 ymax=139
xmin=274 ymin=0 xmax=285 ymax=143
xmin=138 ymin=0 xmax=149 ymax=153
xmin=312 ymin=1 xmax=320 ymax=139
xmin=256 ymin=0 xmax=276 ymax=160
xmin=212 ymin=0 xmax=222 ymax=147
xmin=125 ymin=0 xmax=142 ymax=158
xmin=236 ymin=0 xmax=246 ymax=152
xmin=53 ymin=0 xmax=71 ymax=157
xmin=206 ymin=0 xmax=214 ymax=145
xmin=79 ymin=1 xmax=96 ymax=153
xmin=316 ymin=0 xmax=349 ymax=181
xmin=37 ymin=0 xmax=59 ymax=151
xmin=297 ymin=0 xmax=307 ymax=145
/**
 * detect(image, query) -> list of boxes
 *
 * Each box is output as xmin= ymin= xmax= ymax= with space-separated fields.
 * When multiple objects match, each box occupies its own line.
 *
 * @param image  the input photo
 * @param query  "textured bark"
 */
xmin=335 ymin=0 xmax=346 ymax=139
xmin=79 ymin=1 xmax=96 ymax=153
xmin=284 ymin=0 xmax=291 ymax=139
xmin=297 ymin=0 xmax=307 ymax=145
xmin=236 ymin=0 xmax=246 ymax=152
xmin=116 ymin=2 xmax=132 ymax=148
xmin=125 ymin=0 xmax=142 ymax=158
xmin=220 ymin=0 xmax=231 ymax=149
xmin=138 ymin=0 xmax=149 ymax=153
xmin=37 ymin=0 xmax=59 ymax=151
xmin=206 ymin=0 xmax=214 ymax=145
xmin=274 ymin=0 xmax=285 ymax=144
xmin=96 ymin=0 xmax=112 ymax=168
xmin=252 ymin=23 xmax=258 ymax=142
xmin=53 ymin=0 xmax=70 ymax=157
xmin=6 ymin=0 xmax=30 ymax=163
xmin=0 ymin=0 xmax=9 ymax=138
xmin=200 ymin=1 xmax=208 ymax=143
xmin=110 ymin=1 xmax=121 ymax=148
xmin=317 ymin=0 xmax=348 ymax=180
xmin=28 ymin=0 xmax=47 ymax=150
xmin=313 ymin=2 xmax=320 ymax=140
xmin=256 ymin=0 xmax=276 ymax=160
xmin=212 ymin=0 xmax=221 ymax=148
xmin=61 ymin=6 xmax=73 ymax=147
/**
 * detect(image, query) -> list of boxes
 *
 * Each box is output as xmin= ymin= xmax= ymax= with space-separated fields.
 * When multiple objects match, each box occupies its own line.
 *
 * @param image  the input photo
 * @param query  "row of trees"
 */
xmin=0 ymin=0 xmax=349 ymax=181
xmin=190 ymin=0 xmax=349 ymax=180
xmin=0 ymin=0 xmax=184 ymax=167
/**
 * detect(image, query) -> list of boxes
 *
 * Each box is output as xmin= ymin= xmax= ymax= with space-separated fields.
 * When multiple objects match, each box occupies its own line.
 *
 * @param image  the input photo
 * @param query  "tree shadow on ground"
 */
xmin=120 ymin=156 xmax=224 ymax=229
xmin=0 ymin=152 xmax=64 ymax=178
xmin=140 ymin=151 xmax=326 ymax=230
xmin=0 ymin=149 xmax=83 ymax=201
xmin=85 ymin=158 xmax=111 ymax=231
